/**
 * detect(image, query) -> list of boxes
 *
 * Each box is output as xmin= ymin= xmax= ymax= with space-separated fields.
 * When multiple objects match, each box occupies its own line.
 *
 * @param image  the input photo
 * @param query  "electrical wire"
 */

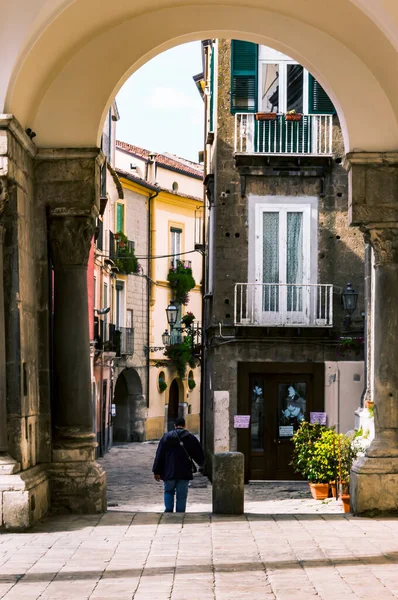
xmin=96 ymin=249 xmax=199 ymax=261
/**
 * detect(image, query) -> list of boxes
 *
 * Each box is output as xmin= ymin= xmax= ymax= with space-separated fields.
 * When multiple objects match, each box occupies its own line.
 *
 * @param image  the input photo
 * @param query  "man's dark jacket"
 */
xmin=152 ymin=429 xmax=205 ymax=481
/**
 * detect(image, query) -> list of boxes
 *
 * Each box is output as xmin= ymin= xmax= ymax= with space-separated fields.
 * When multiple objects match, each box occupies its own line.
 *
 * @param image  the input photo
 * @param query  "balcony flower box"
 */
xmin=255 ymin=112 xmax=277 ymax=121
xmin=285 ymin=113 xmax=302 ymax=122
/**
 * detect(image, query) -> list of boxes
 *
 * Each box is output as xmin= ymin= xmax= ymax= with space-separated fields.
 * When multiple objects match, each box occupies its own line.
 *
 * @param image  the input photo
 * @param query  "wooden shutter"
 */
xmin=116 ymin=203 xmax=125 ymax=233
xmin=308 ymin=75 xmax=336 ymax=114
xmin=231 ymin=40 xmax=258 ymax=114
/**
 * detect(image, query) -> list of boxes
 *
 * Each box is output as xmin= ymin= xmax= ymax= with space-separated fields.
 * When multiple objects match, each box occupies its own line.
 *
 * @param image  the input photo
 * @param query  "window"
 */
xmin=115 ymin=281 xmax=125 ymax=328
xmin=255 ymin=203 xmax=311 ymax=324
xmin=116 ymin=203 xmax=125 ymax=234
xmin=170 ymin=227 xmax=182 ymax=268
xmin=231 ymin=41 xmax=335 ymax=116
xmin=260 ymin=63 xmax=279 ymax=112
xmin=172 ymin=181 xmax=179 ymax=192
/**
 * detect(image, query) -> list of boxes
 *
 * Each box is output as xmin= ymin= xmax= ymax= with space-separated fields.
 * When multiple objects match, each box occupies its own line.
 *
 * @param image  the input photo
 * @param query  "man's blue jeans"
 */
xmin=164 ymin=479 xmax=190 ymax=513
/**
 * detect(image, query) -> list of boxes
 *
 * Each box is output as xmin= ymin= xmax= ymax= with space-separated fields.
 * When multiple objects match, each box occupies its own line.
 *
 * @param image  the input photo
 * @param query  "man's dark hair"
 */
xmin=174 ymin=417 xmax=186 ymax=427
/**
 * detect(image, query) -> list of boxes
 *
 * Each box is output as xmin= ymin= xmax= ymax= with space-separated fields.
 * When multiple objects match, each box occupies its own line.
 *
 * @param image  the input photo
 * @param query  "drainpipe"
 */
xmin=360 ymin=236 xmax=372 ymax=408
xmin=147 ymin=188 xmax=159 ymax=417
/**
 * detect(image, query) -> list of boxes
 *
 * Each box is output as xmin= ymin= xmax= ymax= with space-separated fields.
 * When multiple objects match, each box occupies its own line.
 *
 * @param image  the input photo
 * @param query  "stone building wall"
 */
xmin=204 ymin=40 xmax=365 ymax=460
xmin=113 ymin=185 xmax=149 ymax=441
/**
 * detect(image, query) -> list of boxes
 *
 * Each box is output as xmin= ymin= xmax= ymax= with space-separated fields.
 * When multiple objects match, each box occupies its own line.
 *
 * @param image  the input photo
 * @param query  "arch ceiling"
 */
xmin=2 ymin=0 xmax=398 ymax=152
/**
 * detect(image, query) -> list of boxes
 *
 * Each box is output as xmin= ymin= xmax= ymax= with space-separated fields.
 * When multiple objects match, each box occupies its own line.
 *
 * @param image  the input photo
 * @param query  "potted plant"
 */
xmin=285 ymin=110 xmax=302 ymax=122
xmin=291 ymin=422 xmax=338 ymax=500
xmin=163 ymin=336 xmax=193 ymax=379
xmin=181 ymin=312 xmax=195 ymax=328
xmin=158 ymin=371 xmax=167 ymax=393
xmin=167 ymin=261 xmax=196 ymax=305
xmin=114 ymin=232 xmax=141 ymax=275
xmin=337 ymin=432 xmax=359 ymax=512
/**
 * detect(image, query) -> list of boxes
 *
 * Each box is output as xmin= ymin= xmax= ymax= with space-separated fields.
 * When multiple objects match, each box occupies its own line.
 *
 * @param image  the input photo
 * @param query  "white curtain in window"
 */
xmin=286 ymin=212 xmax=303 ymax=311
xmin=262 ymin=212 xmax=279 ymax=311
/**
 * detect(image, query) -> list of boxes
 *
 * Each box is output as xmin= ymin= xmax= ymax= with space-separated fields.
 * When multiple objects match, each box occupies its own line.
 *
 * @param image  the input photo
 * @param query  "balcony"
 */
xmin=234 ymin=113 xmax=333 ymax=156
xmin=234 ymin=283 xmax=333 ymax=327
xmin=94 ymin=320 xmax=134 ymax=355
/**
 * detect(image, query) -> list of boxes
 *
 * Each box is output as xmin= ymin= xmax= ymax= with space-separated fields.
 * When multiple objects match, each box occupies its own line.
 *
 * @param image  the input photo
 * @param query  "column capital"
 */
xmin=49 ymin=215 xmax=95 ymax=268
xmin=343 ymin=151 xmax=398 ymax=227
xmin=362 ymin=225 xmax=398 ymax=266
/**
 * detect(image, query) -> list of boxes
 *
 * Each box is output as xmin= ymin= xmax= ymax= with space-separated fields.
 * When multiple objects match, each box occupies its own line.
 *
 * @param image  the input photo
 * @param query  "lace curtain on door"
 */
xmin=262 ymin=212 xmax=279 ymax=311
xmin=262 ymin=211 xmax=303 ymax=313
xmin=286 ymin=212 xmax=303 ymax=311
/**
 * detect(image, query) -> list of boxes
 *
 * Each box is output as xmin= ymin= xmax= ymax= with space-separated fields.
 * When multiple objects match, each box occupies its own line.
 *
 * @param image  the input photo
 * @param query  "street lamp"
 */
xmin=341 ymin=283 xmax=358 ymax=327
xmin=161 ymin=329 xmax=170 ymax=346
xmin=166 ymin=300 xmax=179 ymax=327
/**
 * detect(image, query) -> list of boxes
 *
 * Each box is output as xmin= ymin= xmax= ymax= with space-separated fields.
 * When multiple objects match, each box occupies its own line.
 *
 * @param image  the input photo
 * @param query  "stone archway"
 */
xmin=1 ymin=0 xmax=398 ymax=526
xmin=113 ymin=368 xmax=145 ymax=442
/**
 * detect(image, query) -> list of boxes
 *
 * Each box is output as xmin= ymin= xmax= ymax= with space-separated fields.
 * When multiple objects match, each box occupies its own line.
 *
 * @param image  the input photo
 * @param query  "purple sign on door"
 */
xmin=310 ymin=412 xmax=327 ymax=425
xmin=234 ymin=415 xmax=251 ymax=429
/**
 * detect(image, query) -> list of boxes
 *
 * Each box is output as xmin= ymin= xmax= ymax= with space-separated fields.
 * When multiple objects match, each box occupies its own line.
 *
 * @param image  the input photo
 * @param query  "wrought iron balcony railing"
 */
xmin=234 ymin=283 xmax=333 ymax=327
xmin=94 ymin=320 xmax=134 ymax=355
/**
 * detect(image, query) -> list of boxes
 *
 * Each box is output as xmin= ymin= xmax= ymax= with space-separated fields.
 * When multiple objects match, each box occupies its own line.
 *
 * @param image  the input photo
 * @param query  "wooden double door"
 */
xmin=238 ymin=363 xmax=324 ymax=481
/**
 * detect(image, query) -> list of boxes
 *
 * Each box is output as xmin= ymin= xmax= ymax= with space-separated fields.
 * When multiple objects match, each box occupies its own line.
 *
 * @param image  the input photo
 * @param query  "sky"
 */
xmin=116 ymin=42 xmax=204 ymax=163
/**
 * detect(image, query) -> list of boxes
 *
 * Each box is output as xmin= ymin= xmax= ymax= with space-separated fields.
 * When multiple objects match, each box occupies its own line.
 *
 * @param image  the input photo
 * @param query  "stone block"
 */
xmin=212 ymin=452 xmax=244 ymax=515
xmin=213 ymin=391 xmax=229 ymax=453
xmin=351 ymin=455 xmax=398 ymax=515
xmin=1 ymin=465 xmax=50 ymax=529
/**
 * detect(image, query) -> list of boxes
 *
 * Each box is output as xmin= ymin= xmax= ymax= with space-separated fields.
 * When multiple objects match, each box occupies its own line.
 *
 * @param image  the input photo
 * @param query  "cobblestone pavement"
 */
xmin=0 ymin=443 xmax=397 ymax=599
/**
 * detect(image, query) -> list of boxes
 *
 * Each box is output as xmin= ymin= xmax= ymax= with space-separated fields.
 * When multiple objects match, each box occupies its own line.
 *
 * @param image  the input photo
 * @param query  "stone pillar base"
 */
xmin=212 ymin=452 xmax=244 ymax=515
xmin=0 ymin=465 xmax=50 ymax=530
xmin=48 ymin=460 xmax=106 ymax=514
xmin=351 ymin=456 xmax=398 ymax=515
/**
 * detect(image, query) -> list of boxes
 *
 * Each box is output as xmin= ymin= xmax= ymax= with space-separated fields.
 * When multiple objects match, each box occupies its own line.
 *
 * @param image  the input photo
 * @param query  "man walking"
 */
xmin=153 ymin=417 xmax=205 ymax=513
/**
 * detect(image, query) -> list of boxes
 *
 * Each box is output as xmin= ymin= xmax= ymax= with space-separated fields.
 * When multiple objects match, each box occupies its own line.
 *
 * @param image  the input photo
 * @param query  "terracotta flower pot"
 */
xmin=330 ymin=482 xmax=337 ymax=498
xmin=256 ymin=112 xmax=277 ymax=121
xmin=286 ymin=113 xmax=302 ymax=121
xmin=309 ymin=482 xmax=329 ymax=500
xmin=341 ymin=494 xmax=351 ymax=513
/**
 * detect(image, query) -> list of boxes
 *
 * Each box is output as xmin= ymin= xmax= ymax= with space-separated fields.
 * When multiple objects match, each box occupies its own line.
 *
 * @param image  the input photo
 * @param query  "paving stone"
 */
xmin=0 ymin=442 xmax=397 ymax=599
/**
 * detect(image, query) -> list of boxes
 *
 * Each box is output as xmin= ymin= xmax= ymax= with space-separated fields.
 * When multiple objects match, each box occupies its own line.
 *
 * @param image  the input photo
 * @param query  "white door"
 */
xmin=255 ymin=204 xmax=310 ymax=325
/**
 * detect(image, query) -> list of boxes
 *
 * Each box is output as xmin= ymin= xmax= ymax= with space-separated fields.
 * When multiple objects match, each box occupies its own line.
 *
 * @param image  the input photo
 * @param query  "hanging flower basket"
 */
xmin=285 ymin=113 xmax=302 ymax=122
xmin=256 ymin=112 xmax=277 ymax=121
xmin=181 ymin=312 xmax=195 ymax=328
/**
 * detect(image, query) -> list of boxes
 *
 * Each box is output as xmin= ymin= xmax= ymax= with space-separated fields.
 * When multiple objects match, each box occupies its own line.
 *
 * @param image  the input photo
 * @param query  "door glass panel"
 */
xmin=286 ymin=64 xmax=304 ymax=113
xmin=286 ymin=212 xmax=303 ymax=311
xmin=262 ymin=212 xmax=279 ymax=312
xmin=277 ymin=383 xmax=306 ymax=438
xmin=251 ymin=378 xmax=264 ymax=450
xmin=261 ymin=63 xmax=279 ymax=112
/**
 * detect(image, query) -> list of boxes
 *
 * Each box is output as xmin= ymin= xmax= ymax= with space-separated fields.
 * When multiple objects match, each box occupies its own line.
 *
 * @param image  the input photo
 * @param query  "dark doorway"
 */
xmin=113 ymin=368 xmax=145 ymax=442
xmin=238 ymin=363 xmax=324 ymax=482
xmin=167 ymin=379 xmax=179 ymax=431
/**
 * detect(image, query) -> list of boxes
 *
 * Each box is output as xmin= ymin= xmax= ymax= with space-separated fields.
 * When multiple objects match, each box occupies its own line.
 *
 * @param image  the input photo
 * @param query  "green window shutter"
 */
xmin=209 ymin=47 xmax=215 ymax=131
xmin=116 ymin=203 xmax=125 ymax=233
xmin=308 ymin=74 xmax=336 ymax=114
xmin=231 ymin=40 xmax=258 ymax=114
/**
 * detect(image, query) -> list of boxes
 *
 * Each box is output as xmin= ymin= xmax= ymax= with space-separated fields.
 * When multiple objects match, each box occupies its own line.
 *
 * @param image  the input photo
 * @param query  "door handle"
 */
xmin=273 ymin=439 xmax=281 ymax=444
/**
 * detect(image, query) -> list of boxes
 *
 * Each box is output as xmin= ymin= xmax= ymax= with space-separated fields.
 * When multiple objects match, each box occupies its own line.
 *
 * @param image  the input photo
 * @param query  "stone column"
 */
xmin=36 ymin=148 xmax=106 ymax=513
xmin=49 ymin=215 xmax=95 ymax=441
xmin=345 ymin=152 xmax=398 ymax=515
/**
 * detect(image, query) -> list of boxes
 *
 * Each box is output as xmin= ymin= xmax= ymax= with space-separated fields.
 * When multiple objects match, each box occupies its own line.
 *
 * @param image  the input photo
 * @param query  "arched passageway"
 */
xmin=1 ymin=0 xmax=398 ymax=527
xmin=113 ymin=368 xmax=145 ymax=442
